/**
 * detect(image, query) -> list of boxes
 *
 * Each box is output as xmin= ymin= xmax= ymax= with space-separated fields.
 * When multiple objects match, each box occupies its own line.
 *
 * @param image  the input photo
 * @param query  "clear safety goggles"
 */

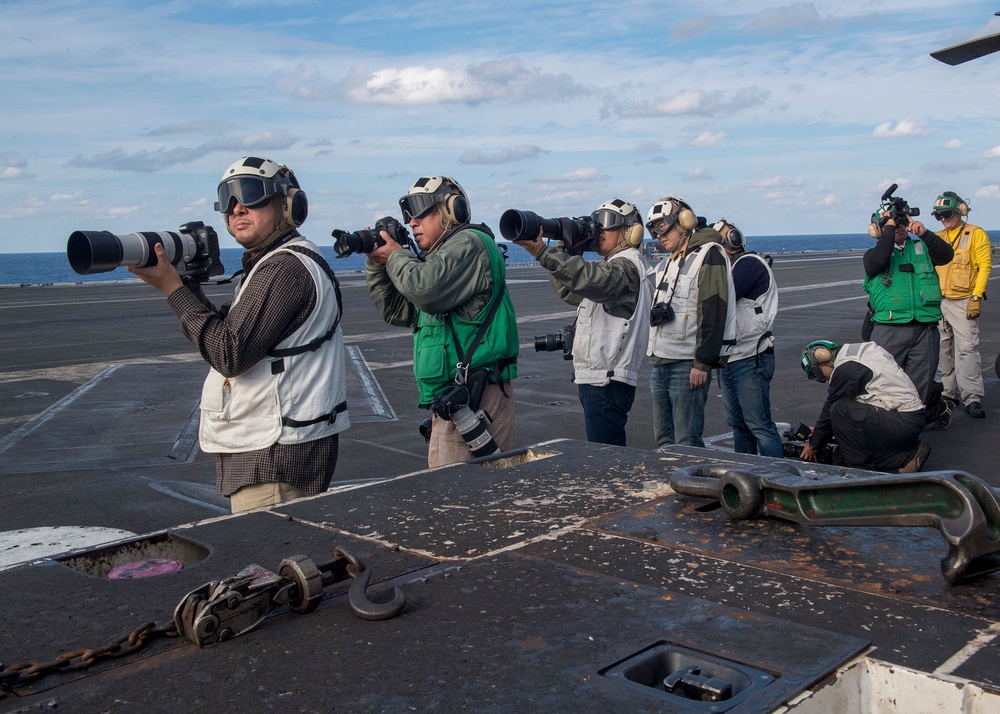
xmin=646 ymin=215 xmax=677 ymax=238
xmin=215 ymin=176 xmax=285 ymax=214
xmin=399 ymin=193 xmax=440 ymax=222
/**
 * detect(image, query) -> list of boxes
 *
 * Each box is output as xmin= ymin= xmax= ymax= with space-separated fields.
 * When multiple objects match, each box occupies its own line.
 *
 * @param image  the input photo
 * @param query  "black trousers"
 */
xmin=830 ymin=400 xmax=924 ymax=472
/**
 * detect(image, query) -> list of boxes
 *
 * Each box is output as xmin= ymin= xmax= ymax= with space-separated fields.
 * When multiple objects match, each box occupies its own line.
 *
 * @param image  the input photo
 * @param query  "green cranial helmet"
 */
xmin=801 ymin=340 xmax=840 ymax=382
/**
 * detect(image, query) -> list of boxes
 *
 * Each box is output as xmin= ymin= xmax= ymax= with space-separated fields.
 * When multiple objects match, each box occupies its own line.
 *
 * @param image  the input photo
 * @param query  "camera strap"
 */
xmin=654 ymin=246 xmax=697 ymax=305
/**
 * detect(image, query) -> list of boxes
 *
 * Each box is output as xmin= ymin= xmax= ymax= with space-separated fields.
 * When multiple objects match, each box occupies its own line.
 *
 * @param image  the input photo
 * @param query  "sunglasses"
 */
xmin=215 ymin=176 xmax=284 ymax=214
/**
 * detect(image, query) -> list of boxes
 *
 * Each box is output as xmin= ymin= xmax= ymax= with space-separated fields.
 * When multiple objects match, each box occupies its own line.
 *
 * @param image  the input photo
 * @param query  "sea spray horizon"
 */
xmin=0 ymin=233 xmax=891 ymax=287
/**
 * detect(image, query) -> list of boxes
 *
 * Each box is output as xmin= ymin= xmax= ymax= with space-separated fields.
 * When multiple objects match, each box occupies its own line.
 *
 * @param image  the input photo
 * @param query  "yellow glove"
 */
xmin=967 ymin=297 xmax=982 ymax=320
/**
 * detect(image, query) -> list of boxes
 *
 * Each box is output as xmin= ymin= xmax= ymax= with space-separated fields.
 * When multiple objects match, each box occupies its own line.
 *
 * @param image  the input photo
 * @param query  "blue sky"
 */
xmin=3 ymin=0 xmax=1000 ymax=253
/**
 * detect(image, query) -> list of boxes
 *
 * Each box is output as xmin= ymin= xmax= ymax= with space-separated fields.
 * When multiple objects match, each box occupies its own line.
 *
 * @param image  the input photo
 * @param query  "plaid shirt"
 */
xmin=167 ymin=235 xmax=340 ymax=497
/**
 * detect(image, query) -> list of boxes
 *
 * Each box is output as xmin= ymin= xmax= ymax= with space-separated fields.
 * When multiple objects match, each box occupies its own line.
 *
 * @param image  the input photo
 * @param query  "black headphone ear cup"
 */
xmin=286 ymin=188 xmax=308 ymax=226
xmin=677 ymin=208 xmax=697 ymax=232
xmin=446 ymin=194 xmax=470 ymax=224
xmin=624 ymin=222 xmax=644 ymax=247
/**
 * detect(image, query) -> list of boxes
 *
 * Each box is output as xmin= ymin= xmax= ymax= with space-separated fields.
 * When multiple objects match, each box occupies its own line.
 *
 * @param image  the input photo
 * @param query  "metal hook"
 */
xmin=334 ymin=547 xmax=406 ymax=621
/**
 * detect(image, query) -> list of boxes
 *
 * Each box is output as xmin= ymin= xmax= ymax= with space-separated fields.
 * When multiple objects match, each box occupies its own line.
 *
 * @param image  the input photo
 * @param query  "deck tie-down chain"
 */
xmin=671 ymin=463 xmax=1000 ymax=584
xmin=0 ymin=546 xmax=404 ymax=695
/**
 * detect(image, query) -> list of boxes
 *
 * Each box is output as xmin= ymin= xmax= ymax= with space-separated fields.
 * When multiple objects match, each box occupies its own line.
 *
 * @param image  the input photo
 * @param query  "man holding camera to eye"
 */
xmin=713 ymin=219 xmax=784 ymax=458
xmin=645 ymin=197 xmax=735 ymax=448
xmin=365 ymin=176 xmax=519 ymax=468
xmin=129 ymin=156 xmax=349 ymax=512
xmin=928 ymin=191 xmax=991 ymax=421
xmin=863 ymin=191 xmax=953 ymax=426
xmin=513 ymin=199 xmax=653 ymax=446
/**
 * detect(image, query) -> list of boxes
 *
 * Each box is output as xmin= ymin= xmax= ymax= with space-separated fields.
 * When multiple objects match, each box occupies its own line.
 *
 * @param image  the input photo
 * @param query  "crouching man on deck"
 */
xmin=129 ymin=157 xmax=349 ymax=512
xmin=799 ymin=340 xmax=929 ymax=473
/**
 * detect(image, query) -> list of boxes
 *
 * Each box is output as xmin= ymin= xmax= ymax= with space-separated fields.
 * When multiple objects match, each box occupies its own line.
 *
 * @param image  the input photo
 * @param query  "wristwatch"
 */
xmin=971 ymin=295 xmax=982 ymax=302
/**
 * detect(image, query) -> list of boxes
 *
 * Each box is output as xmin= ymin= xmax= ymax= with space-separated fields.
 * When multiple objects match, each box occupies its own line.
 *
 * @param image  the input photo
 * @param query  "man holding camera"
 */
xmin=514 ymin=199 xmax=652 ymax=446
xmin=800 ymin=340 xmax=928 ymax=473
xmin=645 ymin=197 xmax=735 ymax=448
xmin=714 ymin=220 xmax=784 ymax=458
xmin=931 ymin=191 xmax=991 ymax=421
xmin=863 ymin=196 xmax=953 ymax=425
xmin=365 ymin=176 xmax=518 ymax=468
xmin=129 ymin=156 xmax=349 ymax=512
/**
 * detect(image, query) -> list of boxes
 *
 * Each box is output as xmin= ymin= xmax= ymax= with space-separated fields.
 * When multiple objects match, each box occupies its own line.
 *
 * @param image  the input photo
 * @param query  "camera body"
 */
xmin=869 ymin=183 xmax=920 ymax=236
xmin=781 ymin=422 xmax=837 ymax=464
xmin=499 ymin=209 xmax=597 ymax=255
xmin=67 ymin=221 xmax=224 ymax=282
xmin=332 ymin=216 xmax=412 ymax=258
xmin=649 ymin=302 xmax=675 ymax=327
xmin=534 ymin=322 xmax=575 ymax=360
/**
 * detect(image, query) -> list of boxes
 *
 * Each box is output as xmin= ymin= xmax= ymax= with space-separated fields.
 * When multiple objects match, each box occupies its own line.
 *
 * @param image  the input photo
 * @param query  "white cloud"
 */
xmin=460 ymin=145 xmax=548 ymax=165
xmin=746 ymin=2 xmax=826 ymax=34
xmin=534 ymin=167 xmax=604 ymax=183
xmin=684 ymin=166 xmax=711 ymax=181
xmin=692 ymin=131 xmax=726 ymax=147
xmin=945 ymin=139 xmax=963 ymax=149
xmin=975 ymin=185 xmax=1000 ymax=199
xmin=0 ymin=155 xmax=31 ymax=181
xmin=872 ymin=121 xmax=926 ymax=138
xmin=984 ymin=146 xmax=1000 ymax=158
xmin=623 ymin=88 xmax=769 ymax=118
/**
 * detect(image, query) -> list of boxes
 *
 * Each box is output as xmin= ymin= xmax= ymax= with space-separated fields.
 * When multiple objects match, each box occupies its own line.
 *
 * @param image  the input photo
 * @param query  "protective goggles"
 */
xmin=591 ymin=209 xmax=632 ymax=231
xmin=646 ymin=215 xmax=677 ymax=238
xmin=399 ymin=193 xmax=441 ymax=222
xmin=215 ymin=176 xmax=285 ymax=214
xmin=933 ymin=210 xmax=955 ymax=221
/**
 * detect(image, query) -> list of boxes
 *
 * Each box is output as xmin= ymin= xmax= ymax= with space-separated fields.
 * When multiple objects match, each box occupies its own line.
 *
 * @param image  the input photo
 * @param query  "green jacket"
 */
xmin=366 ymin=227 xmax=518 ymax=407
xmin=863 ymin=239 xmax=943 ymax=324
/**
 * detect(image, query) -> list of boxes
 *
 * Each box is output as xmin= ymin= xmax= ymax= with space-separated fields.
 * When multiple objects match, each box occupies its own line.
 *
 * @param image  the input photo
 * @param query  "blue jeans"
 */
xmin=650 ymin=361 xmax=710 ymax=448
xmin=719 ymin=352 xmax=784 ymax=458
xmin=578 ymin=381 xmax=636 ymax=446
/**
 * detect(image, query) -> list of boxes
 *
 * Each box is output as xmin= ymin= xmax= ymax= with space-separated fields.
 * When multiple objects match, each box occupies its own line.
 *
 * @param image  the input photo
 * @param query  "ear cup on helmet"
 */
xmin=444 ymin=193 xmax=470 ymax=224
xmin=284 ymin=188 xmax=308 ymax=227
xmin=868 ymin=222 xmax=880 ymax=239
xmin=623 ymin=221 xmax=644 ymax=247
xmin=676 ymin=207 xmax=697 ymax=232
xmin=813 ymin=346 xmax=833 ymax=364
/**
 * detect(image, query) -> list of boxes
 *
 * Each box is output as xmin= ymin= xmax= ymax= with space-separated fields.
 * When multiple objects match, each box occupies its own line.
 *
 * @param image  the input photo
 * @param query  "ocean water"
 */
xmin=0 ymin=233 xmax=878 ymax=286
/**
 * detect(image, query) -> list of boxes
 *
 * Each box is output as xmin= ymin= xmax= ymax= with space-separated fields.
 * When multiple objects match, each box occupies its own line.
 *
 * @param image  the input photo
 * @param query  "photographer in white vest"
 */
xmin=129 ymin=157 xmax=349 ymax=512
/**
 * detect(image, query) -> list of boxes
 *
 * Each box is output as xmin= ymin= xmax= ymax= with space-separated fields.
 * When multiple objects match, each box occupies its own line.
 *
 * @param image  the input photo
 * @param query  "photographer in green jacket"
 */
xmin=365 ymin=176 xmax=518 ymax=467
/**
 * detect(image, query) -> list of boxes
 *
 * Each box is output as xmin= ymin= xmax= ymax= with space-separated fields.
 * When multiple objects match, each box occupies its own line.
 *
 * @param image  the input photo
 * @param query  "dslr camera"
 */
xmin=498 ymin=209 xmax=598 ymax=255
xmin=781 ymin=423 xmax=837 ymax=464
xmin=649 ymin=302 xmax=675 ymax=327
xmin=868 ymin=183 xmax=920 ymax=237
xmin=534 ymin=322 xmax=575 ymax=360
xmin=67 ymin=221 xmax=224 ymax=282
xmin=332 ymin=216 xmax=413 ymax=258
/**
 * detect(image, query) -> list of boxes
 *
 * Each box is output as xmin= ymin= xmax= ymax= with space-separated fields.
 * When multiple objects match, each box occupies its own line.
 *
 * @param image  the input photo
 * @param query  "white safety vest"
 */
xmin=835 ymin=342 xmax=924 ymax=413
xmin=726 ymin=252 xmax=778 ymax=362
xmin=199 ymin=239 xmax=350 ymax=453
xmin=572 ymin=247 xmax=653 ymax=387
xmin=647 ymin=242 xmax=736 ymax=361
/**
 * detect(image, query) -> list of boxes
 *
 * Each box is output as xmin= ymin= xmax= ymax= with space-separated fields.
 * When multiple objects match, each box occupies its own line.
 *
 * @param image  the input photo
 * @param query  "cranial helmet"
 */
xmin=645 ymin=196 xmax=698 ymax=237
xmin=216 ymin=156 xmax=307 ymax=246
xmin=932 ymin=191 xmax=970 ymax=219
xmin=801 ymin=340 xmax=840 ymax=382
xmin=712 ymin=218 xmax=745 ymax=252
xmin=593 ymin=198 xmax=644 ymax=249
xmin=399 ymin=176 xmax=470 ymax=230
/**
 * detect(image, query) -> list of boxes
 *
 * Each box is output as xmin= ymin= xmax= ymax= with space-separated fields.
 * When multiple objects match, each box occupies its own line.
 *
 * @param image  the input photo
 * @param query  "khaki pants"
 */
xmin=229 ymin=482 xmax=309 ymax=513
xmin=427 ymin=382 xmax=515 ymax=469
xmin=937 ymin=297 xmax=984 ymax=405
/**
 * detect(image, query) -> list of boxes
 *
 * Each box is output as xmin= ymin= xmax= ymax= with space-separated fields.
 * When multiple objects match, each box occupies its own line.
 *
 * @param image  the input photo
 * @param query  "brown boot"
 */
xmin=898 ymin=441 xmax=931 ymax=473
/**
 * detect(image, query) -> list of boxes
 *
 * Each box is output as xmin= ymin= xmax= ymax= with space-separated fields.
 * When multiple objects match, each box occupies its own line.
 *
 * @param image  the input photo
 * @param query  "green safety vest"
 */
xmin=863 ymin=240 xmax=943 ymax=324
xmin=412 ymin=229 xmax=519 ymax=407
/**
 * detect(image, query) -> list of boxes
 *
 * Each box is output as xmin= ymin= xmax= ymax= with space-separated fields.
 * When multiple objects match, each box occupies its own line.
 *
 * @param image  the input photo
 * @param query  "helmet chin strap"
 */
xmin=224 ymin=197 xmax=294 ymax=253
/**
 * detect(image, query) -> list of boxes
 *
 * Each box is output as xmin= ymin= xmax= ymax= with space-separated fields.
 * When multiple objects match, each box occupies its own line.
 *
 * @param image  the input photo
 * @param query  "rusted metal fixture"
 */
xmin=670 ymin=463 xmax=1000 ymax=584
